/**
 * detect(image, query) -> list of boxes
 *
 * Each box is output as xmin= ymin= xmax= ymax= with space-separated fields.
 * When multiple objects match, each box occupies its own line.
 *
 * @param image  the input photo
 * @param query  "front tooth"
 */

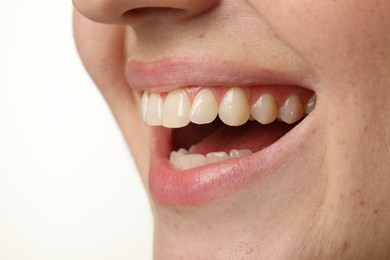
xmin=189 ymin=89 xmax=218 ymax=124
xmin=206 ymin=151 xmax=229 ymax=164
xmin=229 ymin=149 xmax=253 ymax=158
xmin=278 ymin=95 xmax=304 ymax=124
xmin=141 ymin=92 xmax=149 ymax=122
xmin=177 ymin=154 xmax=207 ymax=170
xmin=162 ymin=89 xmax=191 ymax=128
xmin=146 ymin=93 xmax=163 ymax=126
xmin=219 ymin=88 xmax=250 ymax=126
xmin=251 ymin=94 xmax=278 ymax=124
xmin=305 ymin=94 xmax=316 ymax=115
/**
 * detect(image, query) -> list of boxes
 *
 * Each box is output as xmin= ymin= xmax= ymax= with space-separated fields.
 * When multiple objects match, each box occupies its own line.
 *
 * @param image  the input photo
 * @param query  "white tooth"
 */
xmin=169 ymin=151 xmax=183 ymax=169
xmin=162 ymin=89 xmax=191 ymax=128
xmin=229 ymin=149 xmax=253 ymax=158
xmin=305 ymin=94 xmax=316 ymax=115
xmin=146 ymin=93 xmax=163 ymax=126
xmin=278 ymin=95 xmax=304 ymax=124
xmin=178 ymin=148 xmax=189 ymax=155
xmin=206 ymin=151 xmax=229 ymax=164
xmin=141 ymin=92 xmax=149 ymax=123
xmin=177 ymin=154 xmax=207 ymax=170
xmin=189 ymin=145 xmax=196 ymax=153
xmin=219 ymin=88 xmax=250 ymax=126
xmin=251 ymin=94 xmax=278 ymax=124
xmin=189 ymin=89 xmax=219 ymax=124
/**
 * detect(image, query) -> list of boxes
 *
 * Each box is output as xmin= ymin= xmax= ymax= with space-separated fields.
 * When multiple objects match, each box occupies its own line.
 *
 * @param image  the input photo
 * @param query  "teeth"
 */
xmin=189 ymin=89 xmax=219 ymax=124
xmin=305 ymin=94 xmax=316 ymax=115
xmin=219 ymin=88 xmax=250 ymax=126
xmin=229 ymin=149 xmax=253 ymax=158
xmin=178 ymin=148 xmax=189 ymax=155
xmin=170 ymin=149 xmax=253 ymax=170
xmin=141 ymin=89 xmax=315 ymax=128
xmin=251 ymin=94 xmax=278 ymax=124
xmin=278 ymin=95 xmax=304 ymax=124
xmin=176 ymin=154 xmax=207 ymax=170
xmin=146 ymin=93 xmax=163 ymax=126
xmin=162 ymin=89 xmax=191 ymax=128
xmin=141 ymin=92 xmax=149 ymax=122
xmin=145 ymin=89 xmax=316 ymax=171
xmin=189 ymin=145 xmax=196 ymax=153
xmin=206 ymin=151 xmax=229 ymax=164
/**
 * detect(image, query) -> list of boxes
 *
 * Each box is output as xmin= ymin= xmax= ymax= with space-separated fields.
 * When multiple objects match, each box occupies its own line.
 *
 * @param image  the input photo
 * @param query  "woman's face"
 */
xmin=73 ymin=0 xmax=390 ymax=258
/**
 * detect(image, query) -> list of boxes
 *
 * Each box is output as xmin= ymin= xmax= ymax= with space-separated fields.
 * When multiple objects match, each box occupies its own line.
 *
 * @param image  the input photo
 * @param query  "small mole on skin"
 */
xmin=373 ymin=209 xmax=379 ymax=214
xmin=359 ymin=200 xmax=365 ymax=206
xmin=342 ymin=241 xmax=350 ymax=252
xmin=339 ymin=138 xmax=347 ymax=145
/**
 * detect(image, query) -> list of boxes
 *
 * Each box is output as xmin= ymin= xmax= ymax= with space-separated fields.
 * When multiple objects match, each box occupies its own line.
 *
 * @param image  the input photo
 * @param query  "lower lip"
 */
xmin=148 ymin=116 xmax=313 ymax=205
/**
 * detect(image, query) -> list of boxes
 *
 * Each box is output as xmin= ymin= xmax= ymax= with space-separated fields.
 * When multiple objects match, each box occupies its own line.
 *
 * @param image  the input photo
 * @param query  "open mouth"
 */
xmin=141 ymin=85 xmax=315 ymax=171
xmin=126 ymin=59 xmax=317 ymax=205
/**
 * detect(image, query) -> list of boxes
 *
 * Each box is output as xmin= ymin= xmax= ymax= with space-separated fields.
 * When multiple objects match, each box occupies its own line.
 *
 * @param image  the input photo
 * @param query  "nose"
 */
xmin=73 ymin=0 xmax=220 ymax=24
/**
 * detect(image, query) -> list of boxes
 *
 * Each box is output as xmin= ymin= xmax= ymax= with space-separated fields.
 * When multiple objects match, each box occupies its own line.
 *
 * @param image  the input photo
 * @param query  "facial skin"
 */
xmin=73 ymin=1 xmax=390 ymax=259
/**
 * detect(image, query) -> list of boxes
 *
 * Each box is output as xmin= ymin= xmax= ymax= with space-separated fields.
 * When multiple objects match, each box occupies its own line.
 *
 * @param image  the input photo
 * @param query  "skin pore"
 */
xmin=73 ymin=1 xmax=390 ymax=259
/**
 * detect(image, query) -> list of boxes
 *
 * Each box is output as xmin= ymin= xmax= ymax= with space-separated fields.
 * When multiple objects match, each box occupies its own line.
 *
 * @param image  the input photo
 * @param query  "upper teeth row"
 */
xmin=141 ymin=88 xmax=315 ymax=128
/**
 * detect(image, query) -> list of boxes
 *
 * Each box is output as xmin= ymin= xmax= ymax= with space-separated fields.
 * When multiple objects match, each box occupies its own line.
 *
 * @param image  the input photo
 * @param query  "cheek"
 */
xmin=73 ymin=11 xmax=151 ymax=185
xmin=253 ymin=0 xmax=390 ymax=135
xmin=254 ymin=0 xmax=390 ymax=202
xmin=251 ymin=1 xmax=390 ymax=80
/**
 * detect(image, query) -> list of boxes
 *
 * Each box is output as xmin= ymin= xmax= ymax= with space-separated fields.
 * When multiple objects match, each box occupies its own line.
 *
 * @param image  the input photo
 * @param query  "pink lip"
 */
xmin=125 ymin=58 xmax=316 ymax=94
xmin=149 ymin=117 xmax=313 ymax=205
xmin=126 ymin=58 xmax=316 ymax=205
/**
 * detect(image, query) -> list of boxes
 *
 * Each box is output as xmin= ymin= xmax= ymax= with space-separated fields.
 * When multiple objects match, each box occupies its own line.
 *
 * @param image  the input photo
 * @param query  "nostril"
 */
xmin=73 ymin=0 xmax=220 ymax=25
xmin=122 ymin=7 xmax=186 ymax=20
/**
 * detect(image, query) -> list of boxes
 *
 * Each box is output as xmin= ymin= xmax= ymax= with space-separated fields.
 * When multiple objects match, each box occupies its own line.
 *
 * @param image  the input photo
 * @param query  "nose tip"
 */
xmin=73 ymin=0 xmax=220 ymax=24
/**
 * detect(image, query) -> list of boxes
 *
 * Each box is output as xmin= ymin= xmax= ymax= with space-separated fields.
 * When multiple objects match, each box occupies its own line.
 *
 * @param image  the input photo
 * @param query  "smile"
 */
xmin=126 ymin=59 xmax=317 ymax=205
xmin=142 ymin=86 xmax=315 ymax=170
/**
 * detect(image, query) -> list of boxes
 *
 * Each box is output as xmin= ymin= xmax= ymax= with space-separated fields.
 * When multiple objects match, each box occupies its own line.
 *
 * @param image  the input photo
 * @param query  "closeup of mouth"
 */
xmin=126 ymin=59 xmax=317 ymax=205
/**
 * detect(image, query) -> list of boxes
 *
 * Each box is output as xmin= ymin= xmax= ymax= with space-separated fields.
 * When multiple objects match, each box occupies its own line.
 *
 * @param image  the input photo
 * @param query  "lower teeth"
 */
xmin=169 ymin=148 xmax=253 ymax=170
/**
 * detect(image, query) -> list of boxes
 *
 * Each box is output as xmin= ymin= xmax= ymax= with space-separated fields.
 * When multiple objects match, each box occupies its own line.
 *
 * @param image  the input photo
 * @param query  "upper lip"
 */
xmin=125 ymin=58 xmax=317 ymax=93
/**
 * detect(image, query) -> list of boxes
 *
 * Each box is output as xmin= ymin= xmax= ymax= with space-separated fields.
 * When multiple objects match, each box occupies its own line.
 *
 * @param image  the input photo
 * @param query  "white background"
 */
xmin=0 ymin=1 xmax=153 ymax=259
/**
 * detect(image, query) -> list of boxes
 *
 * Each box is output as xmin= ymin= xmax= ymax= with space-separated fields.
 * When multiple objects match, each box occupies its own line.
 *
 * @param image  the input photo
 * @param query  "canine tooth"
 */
xmin=219 ymin=88 xmax=250 ymax=126
xmin=206 ymin=151 xmax=229 ymax=164
xmin=178 ymin=154 xmax=207 ymax=170
xmin=190 ymin=89 xmax=218 ymax=124
xmin=162 ymin=89 xmax=191 ymax=128
xmin=278 ymin=95 xmax=304 ymax=124
xmin=146 ymin=93 xmax=163 ymax=126
xmin=251 ymin=94 xmax=278 ymax=124
xmin=305 ymin=94 xmax=316 ymax=115
xmin=229 ymin=149 xmax=253 ymax=158
xmin=141 ymin=92 xmax=149 ymax=122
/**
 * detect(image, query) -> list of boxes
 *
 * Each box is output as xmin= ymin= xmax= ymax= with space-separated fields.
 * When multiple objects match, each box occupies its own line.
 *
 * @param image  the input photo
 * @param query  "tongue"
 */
xmin=172 ymin=120 xmax=294 ymax=155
